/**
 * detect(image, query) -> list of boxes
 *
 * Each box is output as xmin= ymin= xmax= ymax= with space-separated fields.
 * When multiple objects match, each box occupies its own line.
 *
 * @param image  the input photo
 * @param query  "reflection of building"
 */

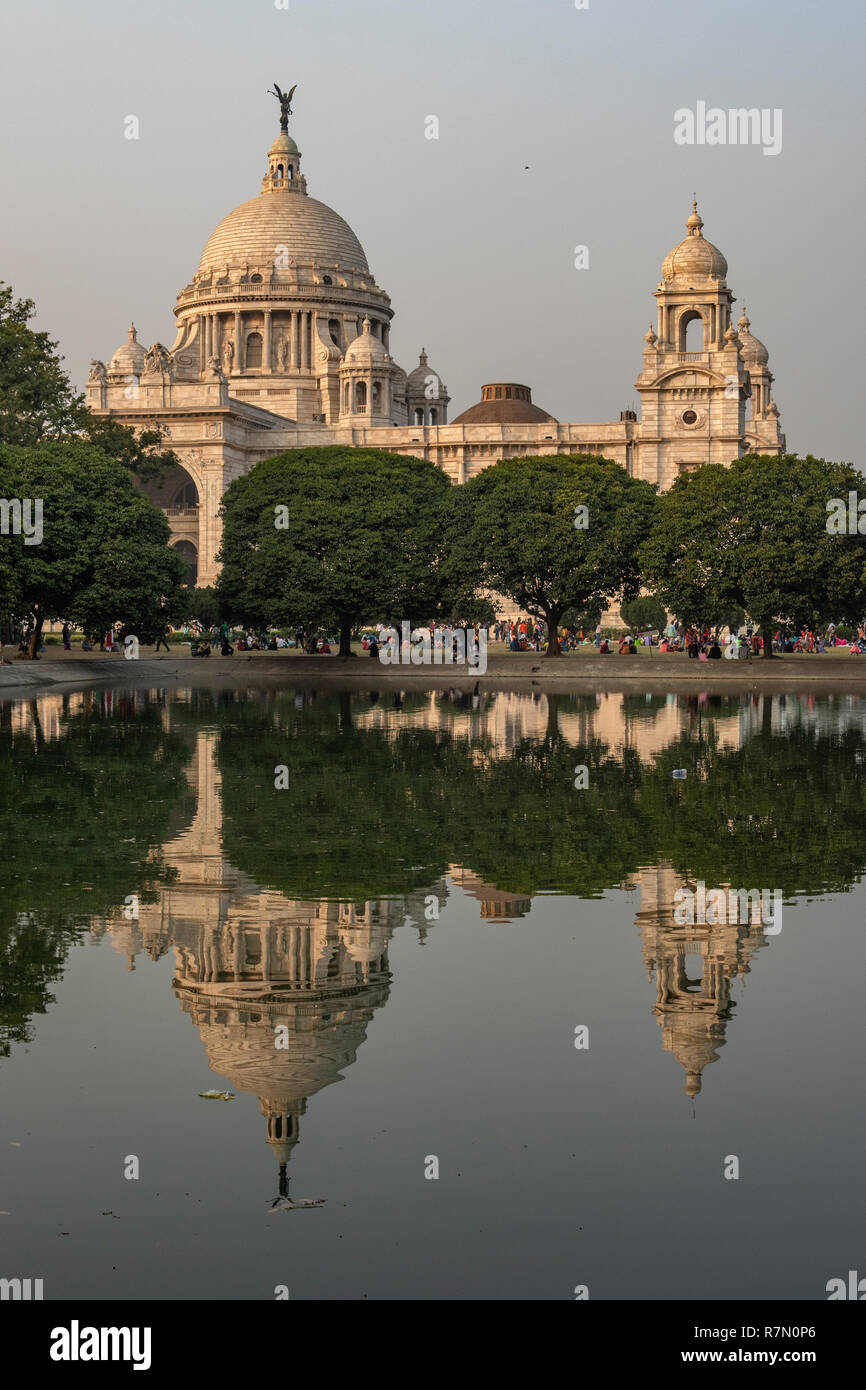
xmin=85 ymin=97 xmax=784 ymax=587
xmin=630 ymin=864 xmax=771 ymax=1097
xmin=103 ymin=727 xmax=444 ymax=1189
xmin=357 ymin=689 xmax=742 ymax=762
xmin=447 ymin=867 xmax=532 ymax=922
xmin=94 ymin=700 xmax=782 ymax=1149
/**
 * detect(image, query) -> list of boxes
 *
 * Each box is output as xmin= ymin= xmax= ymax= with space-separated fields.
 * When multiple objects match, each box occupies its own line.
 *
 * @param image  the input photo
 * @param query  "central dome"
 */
xmin=197 ymin=189 xmax=370 ymax=277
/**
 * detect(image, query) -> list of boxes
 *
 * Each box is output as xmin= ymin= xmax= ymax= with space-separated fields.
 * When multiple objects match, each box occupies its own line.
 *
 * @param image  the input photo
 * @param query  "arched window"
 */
xmin=679 ymin=310 xmax=704 ymax=352
xmin=245 ymin=331 xmax=263 ymax=368
xmin=276 ymin=164 xmax=284 ymax=181
xmin=329 ymin=318 xmax=341 ymax=347
xmin=354 ymin=380 xmax=367 ymax=411
xmin=172 ymin=480 xmax=199 ymax=508
xmin=372 ymin=381 xmax=382 ymax=412
xmin=250 ymin=273 xmax=262 ymax=283
xmin=429 ymin=407 xmax=437 ymax=425
xmin=323 ymin=275 xmax=333 ymax=286
xmin=172 ymin=540 xmax=198 ymax=587
xmin=414 ymin=407 xmax=425 ymax=426
xmin=344 ymin=381 xmax=350 ymax=410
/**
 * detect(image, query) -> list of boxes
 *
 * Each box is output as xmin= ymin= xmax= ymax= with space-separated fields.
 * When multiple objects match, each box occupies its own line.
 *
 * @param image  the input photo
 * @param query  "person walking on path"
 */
xmin=155 ymin=626 xmax=171 ymax=653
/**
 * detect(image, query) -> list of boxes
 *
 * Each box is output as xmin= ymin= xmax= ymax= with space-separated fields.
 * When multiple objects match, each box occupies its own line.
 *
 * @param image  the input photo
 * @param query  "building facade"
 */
xmin=86 ymin=108 xmax=785 ymax=588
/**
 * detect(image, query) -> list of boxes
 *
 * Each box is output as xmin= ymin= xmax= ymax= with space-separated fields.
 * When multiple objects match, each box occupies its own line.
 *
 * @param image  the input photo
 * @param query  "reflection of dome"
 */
xmin=737 ymin=308 xmax=769 ymax=365
xmin=452 ymin=382 xmax=557 ymax=425
xmin=661 ymin=201 xmax=728 ymax=282
xmin=108 ymin=323 xmax=146 ymax=375
xmin=198 ymin=192 xmax=369 ymax=276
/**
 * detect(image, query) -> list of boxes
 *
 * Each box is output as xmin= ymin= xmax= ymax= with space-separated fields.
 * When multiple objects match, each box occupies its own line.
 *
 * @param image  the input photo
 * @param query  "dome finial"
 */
xmin=686 ymin=198 xmax=704 ymax=237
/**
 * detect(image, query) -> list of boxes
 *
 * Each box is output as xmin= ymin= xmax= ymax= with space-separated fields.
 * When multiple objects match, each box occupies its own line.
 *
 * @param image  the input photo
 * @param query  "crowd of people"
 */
xmin=9 ymin=616 xmax=866 ymax=661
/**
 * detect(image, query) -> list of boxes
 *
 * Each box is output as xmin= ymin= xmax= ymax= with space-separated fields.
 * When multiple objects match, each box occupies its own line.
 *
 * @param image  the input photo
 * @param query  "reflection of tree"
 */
xmin=217 ymin=695 xmax=468 ymax=899
xmin=216 ymin=690 xmax=866 ymax=905
xmin=0 ymin=699 xmax=193 ymax=1054
xmin=216 ymin=691 xmax=654 ymax=902
xmin=641 ymin=727 xmax=866 ymax=893
xmin=455 ymin=739 xmax=649 ymax=897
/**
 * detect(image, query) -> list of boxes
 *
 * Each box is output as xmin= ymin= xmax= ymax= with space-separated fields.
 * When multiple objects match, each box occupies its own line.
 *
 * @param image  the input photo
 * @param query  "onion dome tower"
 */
xmin=636 ymin=199 xmax=753 ymax=486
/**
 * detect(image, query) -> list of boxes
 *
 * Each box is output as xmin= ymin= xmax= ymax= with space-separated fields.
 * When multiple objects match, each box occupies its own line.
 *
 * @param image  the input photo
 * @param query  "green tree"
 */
xmin=0 ymin=439 xmax=186 ymax=654
xmin=180 ymin=585 xmax=223 ymax=629
xmin=445 ymin=455 xmax=658 ymax=655
xmin=0 ymin=282 xmax=177 ymax=481
xmin=642 ymin=454 xmax=866 ymax=656
xmin=621 ymin=594 xmax=668 ymax=633
xmin=217 ymin=446 xmax=451 ymax=656
xmin=0 ymin=283 xmax=81 ymax=444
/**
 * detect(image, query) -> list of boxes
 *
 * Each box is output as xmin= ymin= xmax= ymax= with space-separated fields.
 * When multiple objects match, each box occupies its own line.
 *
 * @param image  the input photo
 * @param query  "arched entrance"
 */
xmin=140 ymin=462 xmax=202 ymax=581
xmin=172 ymin=539 xmax=198 ymax=586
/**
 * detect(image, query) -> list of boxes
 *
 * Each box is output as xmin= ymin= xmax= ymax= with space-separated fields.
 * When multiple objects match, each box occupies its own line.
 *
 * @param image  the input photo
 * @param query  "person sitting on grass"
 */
xmin=707 ymin=640 xmax=722 ymax=659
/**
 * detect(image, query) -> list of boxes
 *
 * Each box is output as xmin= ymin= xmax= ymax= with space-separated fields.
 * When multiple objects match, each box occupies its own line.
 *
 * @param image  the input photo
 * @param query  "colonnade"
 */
xmin=197 ymin=309 xmax=315 ymax=374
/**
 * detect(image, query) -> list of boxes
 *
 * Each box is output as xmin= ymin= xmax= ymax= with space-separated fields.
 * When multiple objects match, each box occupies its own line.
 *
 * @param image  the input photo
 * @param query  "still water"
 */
xmin=1 ymin=686 xmax=864 ymax=1300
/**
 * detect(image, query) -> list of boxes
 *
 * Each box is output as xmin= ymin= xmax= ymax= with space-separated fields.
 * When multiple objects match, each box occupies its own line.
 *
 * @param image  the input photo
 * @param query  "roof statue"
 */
xmin=268 ymin=82 xmax=297 ymax=133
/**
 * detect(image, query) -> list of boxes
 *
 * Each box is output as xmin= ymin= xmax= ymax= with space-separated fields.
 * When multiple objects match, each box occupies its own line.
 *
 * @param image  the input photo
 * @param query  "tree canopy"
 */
xmin=641 ymin=454 xmax=866 ymax=653
xmin=0 ymin=281 xmax=177 ymax=481
xmin=0 ymin=439 xmax=186 ymax=650
xmin=216 ymin=446 xmax=452 ymax=653
xmin=445 ymin=455 xmax=658 ymax=654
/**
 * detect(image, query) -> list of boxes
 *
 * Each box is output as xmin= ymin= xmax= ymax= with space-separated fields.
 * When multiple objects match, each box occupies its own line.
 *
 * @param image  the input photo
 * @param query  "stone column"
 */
xmin=302 ymin=311 xmax=310 ymax=370
xmin=234 ymin=311 xmax=242 ymax=373
xmin=263 ymin=309 xmax=272 ymax=373
xmin=290 ymin=311 xmax=298 ymax=369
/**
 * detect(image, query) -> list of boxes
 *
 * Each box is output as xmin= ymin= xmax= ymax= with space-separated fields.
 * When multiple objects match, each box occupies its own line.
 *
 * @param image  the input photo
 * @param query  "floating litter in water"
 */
xmin=198 ymin=1090 xmax=235 ymax=1101
xmin=269 ymin=1197 xmax=326 ymax=1212
xmin=672 ymin=769 xmax=687 ymax=779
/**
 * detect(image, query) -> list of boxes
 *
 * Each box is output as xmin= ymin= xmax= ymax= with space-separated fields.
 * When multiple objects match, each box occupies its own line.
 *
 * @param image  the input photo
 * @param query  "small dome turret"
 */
xmin=344 ymin=317 xmax=388 ymax=364
xmin=737 ymin=306 xmax=770 ymax=365
xmin=108 ymin=323 xmax=146 ymax=377
xmin=661 ymin=200 xmax=728 ymax=283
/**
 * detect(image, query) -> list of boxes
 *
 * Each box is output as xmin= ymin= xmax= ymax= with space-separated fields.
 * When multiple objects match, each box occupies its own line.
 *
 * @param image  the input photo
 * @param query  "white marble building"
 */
xmin=86 ymin=107 xmax=785 ymax=587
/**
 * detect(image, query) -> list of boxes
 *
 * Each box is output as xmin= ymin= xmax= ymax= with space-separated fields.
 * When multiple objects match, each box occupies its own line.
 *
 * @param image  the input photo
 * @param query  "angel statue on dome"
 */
xmin=268 ymin=83 xmax=297 ymax=133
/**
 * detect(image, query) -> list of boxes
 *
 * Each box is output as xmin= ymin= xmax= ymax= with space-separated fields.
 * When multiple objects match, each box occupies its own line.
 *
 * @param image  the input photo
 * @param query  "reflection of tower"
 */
xmin=631 ymin=864 xmax=770 ymax=1097
xmin=447 ymin=866 xmax=533 ymax=922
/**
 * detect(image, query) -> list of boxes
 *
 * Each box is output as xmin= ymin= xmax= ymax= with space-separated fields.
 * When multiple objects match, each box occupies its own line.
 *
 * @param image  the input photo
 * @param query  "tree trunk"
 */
xmin=760 ymin=620 xmax=774 ymax=658
xmin=338 ymin=622 xmax=354 ymax=658
xmin=544 ymin=609 xmax=563 ymax=657
xmin=28 ymin=612 xmax=43 ymax=660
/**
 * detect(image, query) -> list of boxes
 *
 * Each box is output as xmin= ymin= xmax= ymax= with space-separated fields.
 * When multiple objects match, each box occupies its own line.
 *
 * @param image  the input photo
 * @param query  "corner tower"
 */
xmin=635 ymin=201 xmax=753 ymax=488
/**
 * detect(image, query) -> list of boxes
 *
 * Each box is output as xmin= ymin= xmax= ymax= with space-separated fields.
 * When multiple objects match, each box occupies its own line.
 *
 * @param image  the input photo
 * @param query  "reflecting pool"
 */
xmin=1 ymin=686 xmax=864 ymax=1299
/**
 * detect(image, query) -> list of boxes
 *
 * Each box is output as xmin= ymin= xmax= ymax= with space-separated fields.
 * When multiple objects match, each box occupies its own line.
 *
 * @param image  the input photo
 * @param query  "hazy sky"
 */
xmin=1 ymin=0 xmax=862 ymax=463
